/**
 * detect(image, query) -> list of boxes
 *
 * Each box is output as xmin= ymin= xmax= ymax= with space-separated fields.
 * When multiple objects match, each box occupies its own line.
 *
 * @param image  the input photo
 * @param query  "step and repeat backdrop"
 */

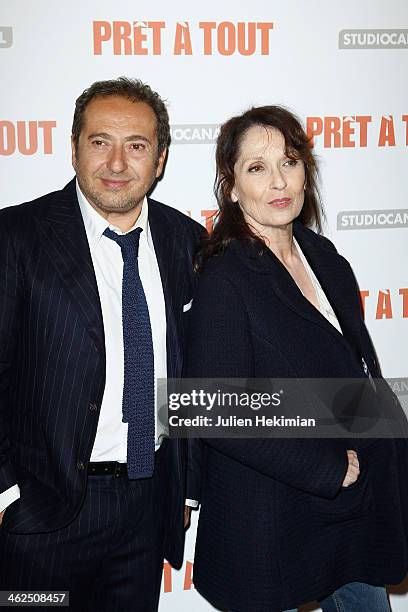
xmin=1 ymin=1 xmax=407 ymax=610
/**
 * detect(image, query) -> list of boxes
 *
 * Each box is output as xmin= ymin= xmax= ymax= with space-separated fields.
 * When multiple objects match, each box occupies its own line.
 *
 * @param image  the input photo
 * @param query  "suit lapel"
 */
xmin=148 ymin=200 xmax=184 ymax=378
xmin=35 ymin=180 xmax=105 ymax=356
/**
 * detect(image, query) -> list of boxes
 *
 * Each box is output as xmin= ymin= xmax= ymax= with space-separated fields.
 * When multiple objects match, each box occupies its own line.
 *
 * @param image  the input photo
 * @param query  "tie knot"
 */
xmin=103 ymin=226 xmax=143 ymax=260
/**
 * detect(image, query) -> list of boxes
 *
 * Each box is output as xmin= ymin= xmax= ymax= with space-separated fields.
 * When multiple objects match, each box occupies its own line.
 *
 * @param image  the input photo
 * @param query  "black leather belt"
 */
xmin=88 ymin=461 xmax=128 ymax=477
xmin=88 ymin=439 xmax=169 ymax=478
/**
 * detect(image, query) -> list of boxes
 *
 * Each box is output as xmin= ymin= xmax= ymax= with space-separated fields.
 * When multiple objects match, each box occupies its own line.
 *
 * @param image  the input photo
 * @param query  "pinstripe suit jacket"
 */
xmin=0 ymin=178 xmax=202 ymax=568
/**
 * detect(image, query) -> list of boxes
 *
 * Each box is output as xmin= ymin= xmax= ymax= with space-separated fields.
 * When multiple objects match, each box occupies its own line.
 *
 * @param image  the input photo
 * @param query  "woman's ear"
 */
xmin=230 ymin=186 xmax=238 ymax=203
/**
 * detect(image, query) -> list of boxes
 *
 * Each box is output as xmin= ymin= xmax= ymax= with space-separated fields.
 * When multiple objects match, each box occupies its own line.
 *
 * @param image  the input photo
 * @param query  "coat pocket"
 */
xmin=307 ymin=454 xmax=372 ymax=521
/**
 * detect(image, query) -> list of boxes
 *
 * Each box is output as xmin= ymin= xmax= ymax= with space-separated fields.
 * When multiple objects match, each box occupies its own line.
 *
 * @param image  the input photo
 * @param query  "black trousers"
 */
xmin=0 ymin=443 xmax=170 ymax=612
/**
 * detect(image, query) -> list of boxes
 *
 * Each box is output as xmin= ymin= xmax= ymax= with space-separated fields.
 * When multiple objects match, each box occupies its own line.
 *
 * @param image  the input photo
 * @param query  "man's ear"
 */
xmin=156 ymin=147 xmax=167 ymax=179
xmin=71 ymin=136 xmax=77 ymax=169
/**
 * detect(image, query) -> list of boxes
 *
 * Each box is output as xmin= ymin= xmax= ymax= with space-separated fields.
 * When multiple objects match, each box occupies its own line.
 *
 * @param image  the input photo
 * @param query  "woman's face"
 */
xmin=231 ymin=125 xmax=306 ymax=236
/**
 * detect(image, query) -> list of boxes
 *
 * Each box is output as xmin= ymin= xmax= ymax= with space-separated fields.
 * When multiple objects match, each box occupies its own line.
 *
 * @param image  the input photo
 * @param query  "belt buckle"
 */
xmin=114 ymin=462 xmax=123 ymax=478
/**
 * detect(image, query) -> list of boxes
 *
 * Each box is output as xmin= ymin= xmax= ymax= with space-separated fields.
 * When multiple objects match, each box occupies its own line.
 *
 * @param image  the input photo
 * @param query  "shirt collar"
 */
xmin=76 ymin=179 xmax=153 ymax=254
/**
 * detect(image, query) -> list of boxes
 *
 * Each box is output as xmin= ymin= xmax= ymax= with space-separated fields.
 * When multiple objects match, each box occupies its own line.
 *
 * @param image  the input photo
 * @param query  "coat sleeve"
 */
xmin=0 ymin=211 xmax=20 ymax=494
xmin=186 ymin=439 xmax=204 ymax=503
xmin=184 ymin=268 xmax=348 ymax=499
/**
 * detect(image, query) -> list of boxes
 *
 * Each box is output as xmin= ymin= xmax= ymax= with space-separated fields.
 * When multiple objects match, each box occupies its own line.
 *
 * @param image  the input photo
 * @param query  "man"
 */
xmin=0 ymin=77 xmax=202 ymax=611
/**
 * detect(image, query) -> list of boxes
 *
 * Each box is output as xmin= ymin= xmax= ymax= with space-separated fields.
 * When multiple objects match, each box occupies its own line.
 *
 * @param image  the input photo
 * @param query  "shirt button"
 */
xmin=89 ymin=402 xmax=98 ymax=412
xmin=77 ymin=460 xmax=85 ymax=471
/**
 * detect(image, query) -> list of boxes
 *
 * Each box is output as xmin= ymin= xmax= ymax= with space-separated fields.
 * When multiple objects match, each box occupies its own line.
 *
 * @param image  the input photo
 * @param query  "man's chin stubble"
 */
xmin=88 ymin=193 xmax=143 ymax=215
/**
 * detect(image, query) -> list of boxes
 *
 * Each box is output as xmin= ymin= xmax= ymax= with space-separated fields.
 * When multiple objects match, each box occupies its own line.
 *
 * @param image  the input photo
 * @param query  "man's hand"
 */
xmin=342 ymin=450 xmax=360 ymax=487
xmin=184 ymin=505 xmax=192 ymax=528
xmin=0 ymin=510 xmax=4 ymax=526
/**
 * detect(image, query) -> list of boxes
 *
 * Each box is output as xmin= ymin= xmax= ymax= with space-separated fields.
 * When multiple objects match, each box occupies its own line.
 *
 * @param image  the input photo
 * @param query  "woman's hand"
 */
xmin=184 ymin=505 xmax=192 ymax=528
xmin=341 ymin=450 xmax=360 ymax=487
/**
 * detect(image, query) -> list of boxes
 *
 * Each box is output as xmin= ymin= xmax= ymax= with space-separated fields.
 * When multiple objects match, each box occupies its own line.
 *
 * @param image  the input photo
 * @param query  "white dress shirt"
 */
xmin=75 ymin=183 xmax=168 ymax=462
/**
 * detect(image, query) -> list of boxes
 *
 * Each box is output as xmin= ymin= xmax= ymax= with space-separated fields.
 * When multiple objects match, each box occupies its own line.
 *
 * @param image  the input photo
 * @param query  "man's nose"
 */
xmin=106 ymin=145 xmax=128 ymax=173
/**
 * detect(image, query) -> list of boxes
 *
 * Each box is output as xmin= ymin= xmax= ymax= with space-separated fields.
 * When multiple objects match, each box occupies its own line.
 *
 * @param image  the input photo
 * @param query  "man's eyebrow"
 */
xmin=87 ymin=133 xmax=152 ymax=144
xmin=87 ymin=132 xmax=112 ymax=140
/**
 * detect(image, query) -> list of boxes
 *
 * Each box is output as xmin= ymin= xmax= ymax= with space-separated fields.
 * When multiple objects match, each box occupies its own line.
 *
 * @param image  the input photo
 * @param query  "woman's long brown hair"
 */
xmin=194 ymin=106 xmax=324 ymax=271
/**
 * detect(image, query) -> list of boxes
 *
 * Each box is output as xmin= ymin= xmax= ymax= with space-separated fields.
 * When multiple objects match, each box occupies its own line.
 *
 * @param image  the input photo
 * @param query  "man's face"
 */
xmin=72 ymin=95 xmax=166 ymax=215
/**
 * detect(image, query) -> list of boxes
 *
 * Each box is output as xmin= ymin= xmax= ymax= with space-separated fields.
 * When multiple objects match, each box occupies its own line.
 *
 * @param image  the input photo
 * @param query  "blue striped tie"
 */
xmin=103 ymin=226 xmax=155 ymax=479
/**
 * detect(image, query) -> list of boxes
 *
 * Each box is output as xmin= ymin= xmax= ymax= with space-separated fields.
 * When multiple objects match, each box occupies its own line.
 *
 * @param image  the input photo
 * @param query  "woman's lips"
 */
xmin=268 ymin=197 xmax=292 ymax=208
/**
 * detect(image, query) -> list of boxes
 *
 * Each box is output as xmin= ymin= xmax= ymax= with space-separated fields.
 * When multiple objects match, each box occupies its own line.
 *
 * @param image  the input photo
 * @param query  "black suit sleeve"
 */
xmin=0 ymin=212 xmax=20 ymax=493
xmin=184 ymin=269 xmax=348 ymax=499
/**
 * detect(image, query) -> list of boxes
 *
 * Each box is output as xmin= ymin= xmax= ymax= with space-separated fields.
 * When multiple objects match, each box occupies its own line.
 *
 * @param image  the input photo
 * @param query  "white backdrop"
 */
xmin=1 ymin=1 xmax=407 ymax=610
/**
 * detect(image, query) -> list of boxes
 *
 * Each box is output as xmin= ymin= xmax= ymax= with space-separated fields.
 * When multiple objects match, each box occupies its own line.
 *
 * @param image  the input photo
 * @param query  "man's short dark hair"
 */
xmin=72 ymin=77 xmax=170 ymax=155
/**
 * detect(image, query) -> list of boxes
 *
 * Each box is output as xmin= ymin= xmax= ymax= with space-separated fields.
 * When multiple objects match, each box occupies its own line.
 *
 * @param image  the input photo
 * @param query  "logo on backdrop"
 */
xmin=337 ymin=210 xmax=408 ymax=230
xmin=93 ymin=20 xmax=274 ymax=56
xmin=0 ymin=26 xmax=13 ymax=48
xmin=170 ymin=125 xmax=220 ymax=144
xmin=162 ymin=561 xmax=193 ymax=593
xmin=0 ymin=121 xmax=57 ymax=156
xmin=360 ymin=289 xmax=408 ymax=320
xmin=387 ymin=379 xmax=408 ymax=397
xmin=186 ymin=210 xmax=217 ymax=233
xmin=339 ymin=29 xmax=408 ymax=49
xmin=306 ymin=115 xmax=408 ymax=148
xmin=175 ymin=116 xmax=408 ymax=148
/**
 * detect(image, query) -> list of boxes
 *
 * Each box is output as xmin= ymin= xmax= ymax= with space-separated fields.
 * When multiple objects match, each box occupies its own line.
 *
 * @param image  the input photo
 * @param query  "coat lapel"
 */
xmin=233 ymin=223 xmax=363 ymax=359
xmin=148 ymin=200 xmax=184 ymax=378
xmin=35 ymin=179 xmax=105 ymax=356
xmin=293 ymin=222 xmax=363 ymax=357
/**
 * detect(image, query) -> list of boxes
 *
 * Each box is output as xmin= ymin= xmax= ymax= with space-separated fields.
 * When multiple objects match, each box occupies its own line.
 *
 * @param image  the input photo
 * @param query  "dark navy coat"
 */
xmin=184 ymin=222 xmax=408 ymax=610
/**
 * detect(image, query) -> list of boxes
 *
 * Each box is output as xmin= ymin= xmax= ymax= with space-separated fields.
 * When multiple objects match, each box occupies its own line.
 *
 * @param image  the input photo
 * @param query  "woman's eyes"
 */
xmin=247 ymin=159 xmax=298 ymax=173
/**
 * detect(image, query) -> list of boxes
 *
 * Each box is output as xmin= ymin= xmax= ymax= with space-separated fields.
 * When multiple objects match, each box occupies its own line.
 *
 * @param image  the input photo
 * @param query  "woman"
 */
xmin=184 ymin=106 xmax=408 ymax=611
